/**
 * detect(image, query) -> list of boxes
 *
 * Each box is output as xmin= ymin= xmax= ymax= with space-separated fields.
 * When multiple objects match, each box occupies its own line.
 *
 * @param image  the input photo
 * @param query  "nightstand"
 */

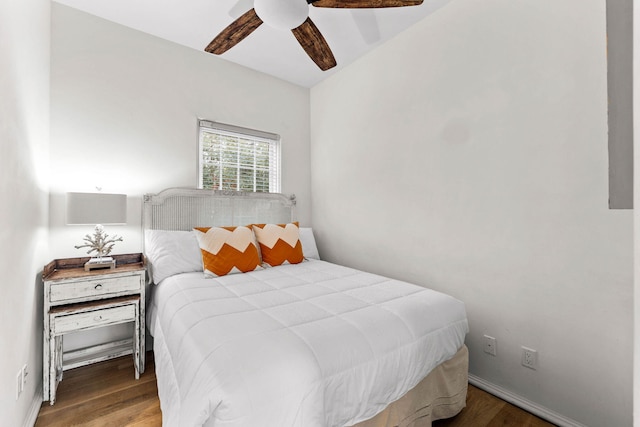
xmin=42 ymin=253 xmax=146 ymax=405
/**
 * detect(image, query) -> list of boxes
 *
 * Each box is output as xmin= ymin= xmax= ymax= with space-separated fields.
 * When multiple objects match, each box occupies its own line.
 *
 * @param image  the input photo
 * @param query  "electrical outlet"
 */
xmin=521 ymin=346 xmax=538 ymax=369
xmin=21 ymin=364 xmax=28 ymax=389
xmin=483 ymin=335 xmax=497 ymax=356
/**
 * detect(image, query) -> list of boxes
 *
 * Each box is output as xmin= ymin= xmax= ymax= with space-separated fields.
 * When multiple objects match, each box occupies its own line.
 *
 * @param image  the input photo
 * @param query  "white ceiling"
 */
xmin=53 ymin=0 xmax=451 ymax=87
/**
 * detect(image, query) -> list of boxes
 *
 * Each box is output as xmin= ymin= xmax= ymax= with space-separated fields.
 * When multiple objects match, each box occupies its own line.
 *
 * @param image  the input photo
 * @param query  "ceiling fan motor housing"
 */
xmin=254 ymin=0 xmax=309 ymax=30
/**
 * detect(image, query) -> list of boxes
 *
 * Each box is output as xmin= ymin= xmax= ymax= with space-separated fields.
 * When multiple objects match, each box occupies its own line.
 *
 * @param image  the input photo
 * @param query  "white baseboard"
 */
xmin=468 ymin=374 xmax=587 ymax=427
xmin=23 ymin=389 xmax=43 ymax=427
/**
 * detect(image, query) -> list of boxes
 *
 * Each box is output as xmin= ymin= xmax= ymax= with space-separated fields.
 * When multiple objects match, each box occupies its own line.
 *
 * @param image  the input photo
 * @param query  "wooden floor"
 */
xmin=36 ymin=353 xmax=556 ymax=427
xmin=432 ymin=386 xmax=556 ymax=427
xmin=35 ymin=353 xmax=160 ymax=427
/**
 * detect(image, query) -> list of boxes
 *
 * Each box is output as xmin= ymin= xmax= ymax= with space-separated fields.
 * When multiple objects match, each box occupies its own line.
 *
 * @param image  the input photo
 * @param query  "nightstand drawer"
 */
xmin=52 ymin=304 xmax=136 ymax=334
xmin=50 ymin=275 xmax=140 ymax=303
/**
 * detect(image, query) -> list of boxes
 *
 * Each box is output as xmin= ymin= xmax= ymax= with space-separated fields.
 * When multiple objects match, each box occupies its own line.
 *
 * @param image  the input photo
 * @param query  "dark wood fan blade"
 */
xmin=292 ymin=18 xmax=337 ymax=71
xmin=311 ymin=0 xmax=422 ymax=8
xmin=205 ymin=8 xmax=263 ymax=54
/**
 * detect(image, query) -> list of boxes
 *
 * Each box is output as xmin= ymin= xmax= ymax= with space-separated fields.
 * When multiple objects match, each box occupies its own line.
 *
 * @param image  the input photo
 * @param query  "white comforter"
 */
xmin=149 ymin=260 xmax=468 ymax=427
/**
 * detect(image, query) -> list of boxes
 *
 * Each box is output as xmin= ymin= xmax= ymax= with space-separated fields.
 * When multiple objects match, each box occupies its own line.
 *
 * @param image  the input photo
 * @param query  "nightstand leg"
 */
xmin=139 ymin=286 xmax=146 ymax=375
xmin=49 ymin=334 xmax=57 ymax=405
xmin=57 ymin=337 xmax=64 ymax=382
xmin=43 ymin=323 xmax=50 ymax=401
xmin=134 ymin=301 xmax=140 ymax=380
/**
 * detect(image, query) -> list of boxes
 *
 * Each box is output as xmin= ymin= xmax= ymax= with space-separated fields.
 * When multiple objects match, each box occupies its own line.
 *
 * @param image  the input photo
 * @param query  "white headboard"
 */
xmin=143 ymin=188 xmax=296 ymax=231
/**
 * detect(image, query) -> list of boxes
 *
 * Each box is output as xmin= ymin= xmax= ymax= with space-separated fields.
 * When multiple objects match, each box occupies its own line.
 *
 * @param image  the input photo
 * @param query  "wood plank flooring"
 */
xmin=432 ymin=385 xmax=556 ymax=427
xmin=35 ymin=353 xmax=556 ymax=426
xmin=35 ymin=353 xmax=160 ymax=427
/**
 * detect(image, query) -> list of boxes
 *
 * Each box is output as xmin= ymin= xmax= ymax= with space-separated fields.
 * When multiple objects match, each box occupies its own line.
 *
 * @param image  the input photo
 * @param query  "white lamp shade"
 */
xmin=254 ymin=0 xmax=308 ymax=30
xmin=66 ymin=192 xmax=127 ymax=225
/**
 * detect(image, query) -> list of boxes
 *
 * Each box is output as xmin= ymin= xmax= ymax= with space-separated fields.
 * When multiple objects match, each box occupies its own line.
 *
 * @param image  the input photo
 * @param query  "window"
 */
xmin=198 ymin=120 xmax=280 ymax=193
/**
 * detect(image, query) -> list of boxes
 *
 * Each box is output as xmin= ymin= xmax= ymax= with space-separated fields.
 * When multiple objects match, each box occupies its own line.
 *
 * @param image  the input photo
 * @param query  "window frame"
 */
xmin=197 ymin=119 xmax=281 ymax=193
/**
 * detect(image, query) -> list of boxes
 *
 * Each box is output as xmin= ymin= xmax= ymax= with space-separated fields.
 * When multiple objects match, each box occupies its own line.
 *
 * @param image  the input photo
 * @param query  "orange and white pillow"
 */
xmin=193 ymin=226 xmax=261 ymax=277
xmin=252 ymin=222 xmax=304 ymax=267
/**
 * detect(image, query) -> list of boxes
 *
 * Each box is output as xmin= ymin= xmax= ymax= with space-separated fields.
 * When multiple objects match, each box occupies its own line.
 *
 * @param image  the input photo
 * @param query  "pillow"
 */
xmin=144 ymin=230 xmax=203 ymax=284
xmin=193 ymin=226 xmax=262 ymax=277
xmin=252 ymin=222 xmax=304 ymax=267
xmin=299 ymin=227 xmax=320 ymax=260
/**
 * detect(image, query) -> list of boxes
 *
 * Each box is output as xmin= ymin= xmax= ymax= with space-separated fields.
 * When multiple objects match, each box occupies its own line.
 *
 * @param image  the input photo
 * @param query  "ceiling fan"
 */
xmin=205 ymin=0 xmax=423 ymax=71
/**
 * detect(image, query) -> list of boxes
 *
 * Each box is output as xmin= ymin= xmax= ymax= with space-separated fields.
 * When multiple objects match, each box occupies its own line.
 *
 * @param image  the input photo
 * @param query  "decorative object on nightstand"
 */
xmin=66 ymin=192 xmax=127 ymax=271
xmin=42 ymin=253 xmax=146 ymax=405
xmin=74 ymin=224 xmax=123 ymax=270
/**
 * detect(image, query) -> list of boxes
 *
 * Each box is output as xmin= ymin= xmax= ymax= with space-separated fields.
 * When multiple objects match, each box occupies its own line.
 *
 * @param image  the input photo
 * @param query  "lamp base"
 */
xmin=84 ymin=257 xmax=116 ymax=272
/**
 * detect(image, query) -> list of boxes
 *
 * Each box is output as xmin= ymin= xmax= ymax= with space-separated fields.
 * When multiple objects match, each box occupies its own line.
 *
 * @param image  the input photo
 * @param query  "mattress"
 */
xmin=149 ymin=259 xmax=468 ymax=427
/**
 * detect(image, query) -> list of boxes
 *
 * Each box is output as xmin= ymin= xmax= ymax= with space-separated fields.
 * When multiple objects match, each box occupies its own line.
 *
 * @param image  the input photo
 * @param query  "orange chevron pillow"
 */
xmin=193 ymin=226 xmax=261 ymax=277
xmin=251 ymin=222 xmax=304 ymax=267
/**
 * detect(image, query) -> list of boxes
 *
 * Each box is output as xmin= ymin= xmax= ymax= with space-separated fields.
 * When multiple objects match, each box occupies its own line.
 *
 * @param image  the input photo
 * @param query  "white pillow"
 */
xmin=299 ymin=227 xmax=320 ymax=260
xmin=144 ymin=230 xmax=203 ymax=284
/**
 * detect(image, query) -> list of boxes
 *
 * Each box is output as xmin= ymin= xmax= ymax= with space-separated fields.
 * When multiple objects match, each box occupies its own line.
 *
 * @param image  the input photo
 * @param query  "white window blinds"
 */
xmin=198 ymin=120 xmax=281 ymax=193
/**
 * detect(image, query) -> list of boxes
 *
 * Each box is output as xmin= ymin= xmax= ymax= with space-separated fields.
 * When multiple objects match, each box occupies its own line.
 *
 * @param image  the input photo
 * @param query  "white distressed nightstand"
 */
xmin=42 ymin=253 xmax=146 ymax=405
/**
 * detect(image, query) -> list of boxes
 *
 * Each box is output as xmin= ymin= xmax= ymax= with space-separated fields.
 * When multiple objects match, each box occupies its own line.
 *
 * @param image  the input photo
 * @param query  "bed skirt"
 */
xmin=351 ymin=345 xmax=468 ymax=427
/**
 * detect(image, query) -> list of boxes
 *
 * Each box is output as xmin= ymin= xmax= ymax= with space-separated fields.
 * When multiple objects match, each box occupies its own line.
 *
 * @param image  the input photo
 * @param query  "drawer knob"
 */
xmin=94 ymin=315 xmax=103 ymax=321
xmin=94 ymin=284 xmax=103 ymax=290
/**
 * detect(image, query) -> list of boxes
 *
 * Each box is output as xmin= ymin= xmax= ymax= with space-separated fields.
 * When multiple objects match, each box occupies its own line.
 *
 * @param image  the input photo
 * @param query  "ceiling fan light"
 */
xmin=254 ymin=0 xmax=309 ymax=30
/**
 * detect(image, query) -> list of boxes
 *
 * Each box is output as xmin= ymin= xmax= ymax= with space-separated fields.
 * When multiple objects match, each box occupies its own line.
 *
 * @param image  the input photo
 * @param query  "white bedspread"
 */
xmin=149 ymin=260 xmax=468 ymax=427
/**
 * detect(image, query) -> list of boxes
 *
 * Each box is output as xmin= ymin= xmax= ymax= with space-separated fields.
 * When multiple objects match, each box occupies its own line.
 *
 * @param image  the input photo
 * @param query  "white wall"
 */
xmin=633 ymin=1 xmax=639 ymax=425
xmin=50 ymin=4 xmax=311 ymax=349
xmin=607 ymin=0 xmax=633 ymax=209
xmin=310 ymin=0 xmax=633 ymax=426
xmin=0 ymin=0 xmax=50 ymax=425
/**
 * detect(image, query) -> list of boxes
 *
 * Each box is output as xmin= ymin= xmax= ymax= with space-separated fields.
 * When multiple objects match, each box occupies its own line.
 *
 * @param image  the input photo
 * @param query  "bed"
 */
xmin=143 ymin=188 xmax=469 ymax=427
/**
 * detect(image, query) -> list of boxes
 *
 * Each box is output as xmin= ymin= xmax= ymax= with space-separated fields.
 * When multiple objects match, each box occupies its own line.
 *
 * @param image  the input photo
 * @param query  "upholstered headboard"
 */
xmin=142 ymin=188 xmax=296 ymax=231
